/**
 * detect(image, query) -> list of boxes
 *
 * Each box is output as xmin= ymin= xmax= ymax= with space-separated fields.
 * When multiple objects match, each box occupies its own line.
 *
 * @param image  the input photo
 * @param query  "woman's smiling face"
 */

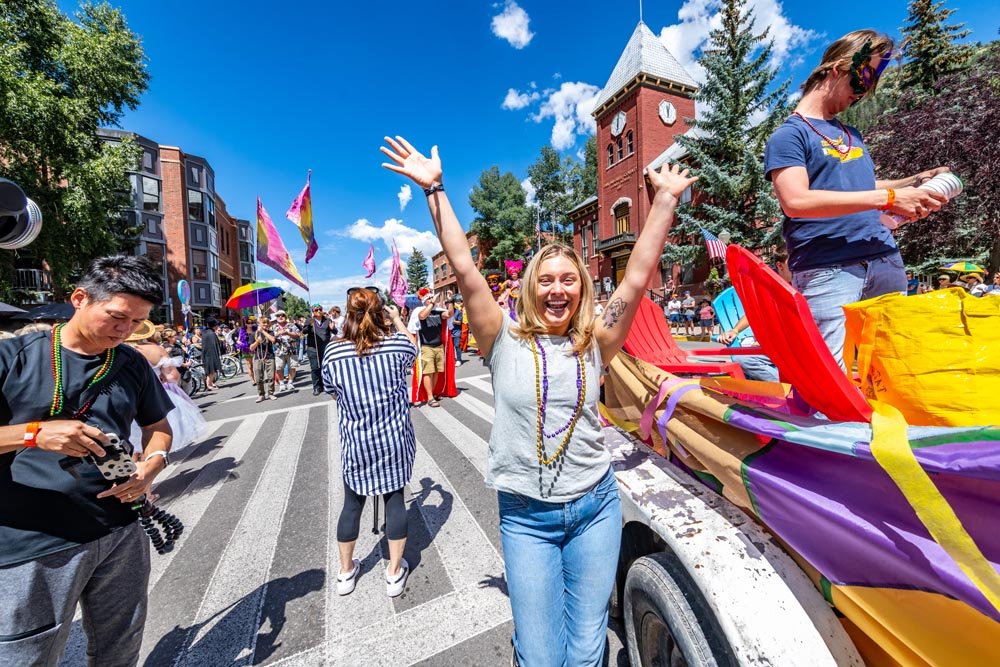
xmin=533 ymin=255 xmax=582 ymax=335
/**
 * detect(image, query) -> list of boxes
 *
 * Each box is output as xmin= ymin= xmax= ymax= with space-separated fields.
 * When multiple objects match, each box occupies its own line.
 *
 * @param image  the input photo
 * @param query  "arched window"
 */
xmin=614 ymin=203 xmax=630 ymax=236
xmin=627 ymin=131 xmax=634 ymax=155
xmin=616 ymin=137 xmax=624 ymax=160
xmin=607 ymin=144 xmax=614 ymax=168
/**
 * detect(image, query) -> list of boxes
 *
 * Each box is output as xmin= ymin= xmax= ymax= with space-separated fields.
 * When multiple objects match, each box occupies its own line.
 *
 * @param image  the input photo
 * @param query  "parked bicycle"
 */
xmin=219 ymin=353 xmax=241 ymax=380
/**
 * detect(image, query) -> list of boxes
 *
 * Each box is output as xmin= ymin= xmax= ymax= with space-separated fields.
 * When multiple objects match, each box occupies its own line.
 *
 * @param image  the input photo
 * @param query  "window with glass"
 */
xmin=591 ymin=223 xmax=598 ymax=255
xmin=607 ymin=144 xmax=614 ymax=168
xmin=239 ymin=244 xmax=250 ymax=263
xmin=208 ymin=228 xmax=218 ymax=252
xmin=442 ymin=262 xmax=448 ymax=276
xmin=145 ymin=216 xmax=159 ymax=236
xmin=188 ymin=163 xmax=203 ymax=187
xmin=615 ymin=204 xmax=630 ymax=236
xmin=209 ymin=252 xmax=219 ymax=281
xmin=206 ymin=171 xmax=215 ymax=194
xmin=192 ymin=250 xmax=208 ymax=279
xmin=188 ymin=189 xmax=204 ymax=221
xmin=627 ymin=131 xmax=634 ymax=155
xmin=471 ymin=246 xmax=479 ymax=263
xmin=141 ymin=177 xmax=160 ymax=212
xmin=142 ymin=148 xmax=157 ymax=175
xmin=206 ymin=196 xmax=216 ymax=228
xmin=680 ymin=185 xmax=693 ymax=204
xmin=581 ymin=224 xmax=589 ymax=258
xmin=617 ymin=137 xmax=624 ymax=160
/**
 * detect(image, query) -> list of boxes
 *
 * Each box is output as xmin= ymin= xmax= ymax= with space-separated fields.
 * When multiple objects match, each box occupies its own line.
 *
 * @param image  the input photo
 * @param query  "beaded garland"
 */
xmin=792 ymin=112 xmax=853 ymax=157
xmin=530 ymin=335 xmax=587 ymax=466
xmin=49 ymin=323 xmax=116 ymax=417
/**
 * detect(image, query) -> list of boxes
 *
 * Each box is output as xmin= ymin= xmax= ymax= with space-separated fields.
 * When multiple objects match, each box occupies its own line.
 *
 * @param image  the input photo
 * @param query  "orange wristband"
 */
xmin=24 ymin=422 xmax=41 ymax=448
xmin=880 ymin=188 xmax=896 ymax=211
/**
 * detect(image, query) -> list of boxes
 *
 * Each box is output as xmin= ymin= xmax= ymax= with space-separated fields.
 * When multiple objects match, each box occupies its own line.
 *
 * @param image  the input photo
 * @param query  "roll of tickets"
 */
xmin=882 ymin=172 xmax=964 ymax=230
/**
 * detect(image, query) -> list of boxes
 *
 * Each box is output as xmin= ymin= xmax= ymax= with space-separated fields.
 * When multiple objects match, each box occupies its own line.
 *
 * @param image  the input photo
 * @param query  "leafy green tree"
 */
xmin=469 ymin=166 xmax=533 ymax=265
xmin=0 ymin=0 xmax=149 ymax=298
xmin=406 ymin=249 xmax=429 ymax=291
xmin=901 ymin=0 xmax=971 ymax=92
xmin=667 ymin=0 xmax=790 ymax=266
xmin=282 ymin=293 xmax=309 ymax=319
xmin=564 ymin=135 xmax=598 ymax=207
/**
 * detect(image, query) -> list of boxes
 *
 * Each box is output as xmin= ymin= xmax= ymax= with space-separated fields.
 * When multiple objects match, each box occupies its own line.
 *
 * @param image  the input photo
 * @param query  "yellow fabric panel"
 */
xmin=831 ymin=585 xmax=1000 ymax=666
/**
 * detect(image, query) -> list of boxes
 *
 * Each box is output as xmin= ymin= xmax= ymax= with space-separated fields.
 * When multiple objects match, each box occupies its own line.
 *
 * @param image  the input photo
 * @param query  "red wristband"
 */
xmin=24 ymin=422 xmax=41 ymax=448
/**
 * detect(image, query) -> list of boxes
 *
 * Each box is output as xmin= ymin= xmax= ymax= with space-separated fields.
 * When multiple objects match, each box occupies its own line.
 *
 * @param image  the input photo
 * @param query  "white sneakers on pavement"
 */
xmin=385 ymin=557 xmax=409 ymax=597
xmin=336 ymin=558 xmax=361 ymax=596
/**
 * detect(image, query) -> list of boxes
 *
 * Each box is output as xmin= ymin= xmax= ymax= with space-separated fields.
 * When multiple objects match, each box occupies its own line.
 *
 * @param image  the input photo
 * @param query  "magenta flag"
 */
xmin=363 ymin=244 xmax=376 ymax=278
xmin=389 ymin=242 xmax=408 ymax=307
xmin=286 ymin=171 xmax=318 ymax=263
xmin=256 ymin=197 xmax=308 ymax=290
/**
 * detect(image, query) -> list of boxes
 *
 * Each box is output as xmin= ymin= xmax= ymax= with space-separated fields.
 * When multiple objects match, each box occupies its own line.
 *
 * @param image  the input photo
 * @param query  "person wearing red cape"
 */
xmin=408 ymin=288 xmax=458 ymax=404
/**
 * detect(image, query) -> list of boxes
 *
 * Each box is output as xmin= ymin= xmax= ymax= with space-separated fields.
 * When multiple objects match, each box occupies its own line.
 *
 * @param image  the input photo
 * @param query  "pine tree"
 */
xmin=527 ymin=145 xmax=575 ymax=241
xmin=406 ymin=249 xmax=429 ymax=291
xmin=469 ymin=166 xmax=533 ymax=265
xmin=667 ymin=0 xmax=790 ymax=266
xmin=901 ymin=0 xmax=971 ymax=92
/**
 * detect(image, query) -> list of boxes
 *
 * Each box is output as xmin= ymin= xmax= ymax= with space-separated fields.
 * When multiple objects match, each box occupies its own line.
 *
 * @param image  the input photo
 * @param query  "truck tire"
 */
xmin=624 ymin=552 xmax=738 ymax=667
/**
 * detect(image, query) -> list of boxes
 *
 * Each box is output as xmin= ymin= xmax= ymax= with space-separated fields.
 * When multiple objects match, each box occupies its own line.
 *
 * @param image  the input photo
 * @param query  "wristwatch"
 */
xmin=144 ymin=450 xmax=170 ymax=467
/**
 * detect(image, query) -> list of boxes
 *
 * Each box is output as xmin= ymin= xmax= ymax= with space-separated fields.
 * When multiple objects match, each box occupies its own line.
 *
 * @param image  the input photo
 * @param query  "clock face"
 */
xmin=611 ymin=111 xmax=626 ymax=136
xmin=658 ymin=100 xmax=677 ymax=126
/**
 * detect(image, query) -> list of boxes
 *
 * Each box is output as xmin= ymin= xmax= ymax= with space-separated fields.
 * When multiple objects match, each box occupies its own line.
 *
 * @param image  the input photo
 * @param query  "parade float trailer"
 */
xmin=601 ymin=246 xmax=999 ymax=666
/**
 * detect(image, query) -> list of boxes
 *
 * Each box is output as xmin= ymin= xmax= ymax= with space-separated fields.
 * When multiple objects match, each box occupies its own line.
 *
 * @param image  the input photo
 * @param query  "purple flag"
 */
xmin=389 ymin=243 xmax=408 ymax=307
xmin=363 ymin=244 xmax=376 ymax=278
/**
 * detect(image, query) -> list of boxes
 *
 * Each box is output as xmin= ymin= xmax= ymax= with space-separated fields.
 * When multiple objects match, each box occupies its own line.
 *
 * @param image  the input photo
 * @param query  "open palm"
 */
xmin=380 ymin=136 xmax=442 ymax=189
xmin=647 ymin=162 xmax=698 ymax=199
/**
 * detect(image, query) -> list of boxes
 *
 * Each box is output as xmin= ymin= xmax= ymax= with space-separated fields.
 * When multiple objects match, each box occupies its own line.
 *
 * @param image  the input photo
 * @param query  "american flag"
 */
xmin=701 ymin=228 xmax=727 ymax=261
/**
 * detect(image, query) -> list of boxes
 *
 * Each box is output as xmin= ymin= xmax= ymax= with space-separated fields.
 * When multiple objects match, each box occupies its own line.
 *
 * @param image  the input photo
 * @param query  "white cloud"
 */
xmin=658 ymin=0 xmax=819 ymax=86
xmin=491 ymin=0 xmax=534 ymax=49
xmin=397 ymin=184 xmax=412 ymax=211
xmin=502 ymin=87 xmax=540 ymax=110
xmin=521 ymin=177 xmax=538 ymax=208
xmin=531 ymin=81 xmax=601 ymax=150
xmin=341 ymin=217 xmax=442 ymax=257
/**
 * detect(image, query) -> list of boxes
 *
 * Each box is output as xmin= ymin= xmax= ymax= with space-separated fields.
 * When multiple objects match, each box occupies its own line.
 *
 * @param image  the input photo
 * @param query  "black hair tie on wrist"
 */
xmin=423 ymin=183 xmax=445 ymax=196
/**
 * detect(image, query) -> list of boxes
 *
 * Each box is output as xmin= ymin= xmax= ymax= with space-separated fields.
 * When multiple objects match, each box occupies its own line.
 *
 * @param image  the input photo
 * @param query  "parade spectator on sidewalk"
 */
xmin=250 ymin=321 xmax=277 ymax=402
xmin=329 ymin=306 xmax=345 ymax=336
xmin=698 ymin=299 xmax=716 ymax=337
xmin=766 ymin=29 xmax=949 ymax=368
xmin=323 ymin=289 xmax=417 ymax=598
xmin=0 ymin=255 xmax=173 ymax=667
xmin=960 ymin=273 xmax=987 ymax=296
xmin=200 ymin=321 xmax=223 ymax=391
xmin=302 ymin=305 xmax=335 ymax=395
xmin=936 ymin=274 xmax=955 ymax=290
xmin=984 ymin=272 xmax=1000 ymax=295
xmin=407 ymin=287 xmax=454 ymax=407
xmin=273 ymin=311 xmax=300 ymax=392
xmin=681 ymin=290 xmax=696 ymax=337
xmin=665 ymin=293 xmax=681 ymax=334
xmin=450 ymin=294 xmax=465 ymax=366
xmin=382 ymin=134 xmax=696 ymax=667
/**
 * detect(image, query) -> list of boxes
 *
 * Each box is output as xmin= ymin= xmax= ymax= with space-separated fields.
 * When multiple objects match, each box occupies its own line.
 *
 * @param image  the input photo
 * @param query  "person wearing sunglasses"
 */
xmin=765 ymin=29 xmax=951 ymax=369
xmin=301 ymin=304 xmax=335 ymax=395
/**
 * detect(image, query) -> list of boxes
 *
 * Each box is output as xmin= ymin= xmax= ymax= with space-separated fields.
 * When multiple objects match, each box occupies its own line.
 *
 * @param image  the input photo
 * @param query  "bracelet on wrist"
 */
xmin=24 ymin=421 xmax=41 ymax=448
xmin=879 ymin=188 xmax=896 ymax=211
xmin=423 ymin=183 xmax=445 ymax=197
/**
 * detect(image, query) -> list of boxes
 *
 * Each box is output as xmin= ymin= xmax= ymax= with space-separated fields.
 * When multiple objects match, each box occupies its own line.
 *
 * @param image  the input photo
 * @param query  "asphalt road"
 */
xmin=58 ymin=357 xmax=635 ymax=667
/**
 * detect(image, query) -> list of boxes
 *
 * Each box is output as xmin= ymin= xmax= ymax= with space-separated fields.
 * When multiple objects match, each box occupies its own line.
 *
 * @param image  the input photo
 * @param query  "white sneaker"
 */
xmin=336 ymin=558 xmax=360 ymax=595
xmin=455 ymin=360 xmax=463 ymax=367
xmin=385 ymin=557 xmax=409 ymax=597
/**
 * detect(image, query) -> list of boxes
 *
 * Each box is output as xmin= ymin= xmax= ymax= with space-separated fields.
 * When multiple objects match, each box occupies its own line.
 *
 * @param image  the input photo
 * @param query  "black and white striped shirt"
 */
xmin=322 ymin=333 xmax=417 ymax=495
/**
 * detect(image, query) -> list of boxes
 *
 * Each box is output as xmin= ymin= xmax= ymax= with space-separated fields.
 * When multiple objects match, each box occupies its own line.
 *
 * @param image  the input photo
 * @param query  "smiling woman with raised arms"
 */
xmin=382 ymin=135 xmax=696 ymax=667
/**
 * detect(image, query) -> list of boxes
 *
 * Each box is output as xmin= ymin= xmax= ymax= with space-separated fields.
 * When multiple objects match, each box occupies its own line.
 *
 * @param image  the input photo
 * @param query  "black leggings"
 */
xmin=337 ymin=481 xmax=407 ymax=542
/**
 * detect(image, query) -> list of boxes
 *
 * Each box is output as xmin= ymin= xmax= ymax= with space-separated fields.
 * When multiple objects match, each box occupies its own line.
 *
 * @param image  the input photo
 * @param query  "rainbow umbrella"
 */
xmin=940 ymin=261 xmax=984 ymax=274
xmin=225 ymin=281 xmax=284 ymax=309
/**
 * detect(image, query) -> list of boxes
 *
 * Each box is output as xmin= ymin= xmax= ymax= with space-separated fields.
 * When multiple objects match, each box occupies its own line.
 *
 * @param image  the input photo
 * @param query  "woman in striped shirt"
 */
xmin=322 ymin=288 xmax=417 ymax=597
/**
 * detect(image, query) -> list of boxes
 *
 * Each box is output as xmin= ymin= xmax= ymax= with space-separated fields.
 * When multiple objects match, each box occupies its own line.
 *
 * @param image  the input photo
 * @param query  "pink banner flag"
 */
xmin=389 ymin=242 xmax=408 ymax=307
xmin=363 ymin=243 xmax=376 ymax=278
xmin=257 ymin=197 xmax=308 ymax=290
xmin=286 ymin=171 xmax=318 ymax=263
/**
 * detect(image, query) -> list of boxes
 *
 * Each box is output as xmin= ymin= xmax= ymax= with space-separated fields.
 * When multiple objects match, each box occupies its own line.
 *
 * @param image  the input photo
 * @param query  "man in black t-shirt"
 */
xmin=0 ymin=255 xmax=172 ymax=666
xmin=301 ymin=304 xmax=335 ymax=395
xmin=407 ymin=287 xmax=454 ymax=406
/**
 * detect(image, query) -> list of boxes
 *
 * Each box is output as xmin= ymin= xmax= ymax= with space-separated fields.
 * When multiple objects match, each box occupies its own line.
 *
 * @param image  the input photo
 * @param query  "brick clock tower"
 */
xmin=570 ymin=22 xmax=698 ymax=298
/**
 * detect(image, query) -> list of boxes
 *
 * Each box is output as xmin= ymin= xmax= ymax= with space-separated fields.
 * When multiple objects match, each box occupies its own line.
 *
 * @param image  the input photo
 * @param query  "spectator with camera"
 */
xmin=272 ymin=310 xmax=300 ymax=393
xmin=0 ymin=255 xmax=173 ymax=666
xmin=407 ymin=287 xmax=454 ymax=407
xmin=302 ymin=304 xmax=336 ymax=395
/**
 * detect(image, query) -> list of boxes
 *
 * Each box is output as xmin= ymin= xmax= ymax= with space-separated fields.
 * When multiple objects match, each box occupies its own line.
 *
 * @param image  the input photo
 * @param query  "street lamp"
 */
xmin=718 ymin=230 xmax=731 ymax=245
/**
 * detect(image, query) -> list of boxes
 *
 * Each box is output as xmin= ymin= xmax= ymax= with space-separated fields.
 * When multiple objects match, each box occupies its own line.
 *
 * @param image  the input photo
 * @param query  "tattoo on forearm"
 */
xmin=603 ymin=298 xmax=627 ymax=328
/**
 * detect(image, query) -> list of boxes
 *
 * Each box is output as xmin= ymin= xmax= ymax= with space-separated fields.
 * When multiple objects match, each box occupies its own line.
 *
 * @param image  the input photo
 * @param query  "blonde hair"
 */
xmin=801 ymin=30 xmax=894 ymax=95
xmin=513 ymin=243 xmax=595 ymax=355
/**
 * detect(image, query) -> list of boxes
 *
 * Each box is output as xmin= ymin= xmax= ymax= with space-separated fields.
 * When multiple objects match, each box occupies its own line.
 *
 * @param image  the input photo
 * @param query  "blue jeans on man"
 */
xmin=451 ymin=327 xmax=463 ymax=364
xmin=498 ymin=467 xmax=621 ymax=667
xmin=792 ymin=252 xmax=907 ymax=369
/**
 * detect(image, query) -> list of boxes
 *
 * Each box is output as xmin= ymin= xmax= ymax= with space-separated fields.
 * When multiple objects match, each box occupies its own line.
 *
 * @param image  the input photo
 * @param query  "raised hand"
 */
xmin=381 ymin=136 xmax=442 ymax=189
xmin=647 ymin=162 xmax=699 ymax=200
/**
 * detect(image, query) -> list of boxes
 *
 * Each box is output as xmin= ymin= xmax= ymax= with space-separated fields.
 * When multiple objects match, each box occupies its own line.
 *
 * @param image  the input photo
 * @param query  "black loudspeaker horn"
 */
xmin=0 ymin=178 xmax=43 ymax=250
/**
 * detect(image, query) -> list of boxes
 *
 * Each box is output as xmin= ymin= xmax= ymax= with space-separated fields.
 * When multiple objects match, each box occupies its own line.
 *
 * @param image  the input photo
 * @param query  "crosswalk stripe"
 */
xmin=178 ymin=409 xmax=308 ymax=666
xmin=324 ymin=403 xmax=394 ymax=663
xmin=452 ymin=391 xmax=496 ymax=423
xmin=415 ymin=403 xmax=489 ymax=477
xmin=204 ymin=397 xmax=331 ymax=428
xmin=462 ymin=376 xmax=494 ymax=395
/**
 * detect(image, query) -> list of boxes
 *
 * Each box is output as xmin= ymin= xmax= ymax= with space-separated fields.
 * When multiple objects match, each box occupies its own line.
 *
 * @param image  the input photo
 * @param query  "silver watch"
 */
xmin=145 ymin=450 xmax=170 ymax=466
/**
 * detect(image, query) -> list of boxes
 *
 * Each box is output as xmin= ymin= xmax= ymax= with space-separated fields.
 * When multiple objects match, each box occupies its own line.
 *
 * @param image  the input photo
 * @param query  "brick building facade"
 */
xmin=569 ymin=22 xmax=701 ymax=300
xmin=431 ymin=232 xmax=488 ymax=295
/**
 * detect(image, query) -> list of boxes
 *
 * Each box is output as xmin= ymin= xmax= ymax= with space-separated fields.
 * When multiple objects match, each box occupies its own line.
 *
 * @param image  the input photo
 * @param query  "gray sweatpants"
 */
xmin=0 ymin=521 xmax=150 ymax=667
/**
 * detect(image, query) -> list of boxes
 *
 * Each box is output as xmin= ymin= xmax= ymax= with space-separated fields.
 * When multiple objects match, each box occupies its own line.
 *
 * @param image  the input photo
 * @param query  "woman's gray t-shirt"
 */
xmin=484 ymin=316 xmax=608 ymax=502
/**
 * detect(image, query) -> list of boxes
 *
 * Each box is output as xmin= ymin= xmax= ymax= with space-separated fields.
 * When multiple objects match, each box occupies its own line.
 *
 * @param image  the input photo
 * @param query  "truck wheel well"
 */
xmin=611 ymin=521 xmax=665 ymax=619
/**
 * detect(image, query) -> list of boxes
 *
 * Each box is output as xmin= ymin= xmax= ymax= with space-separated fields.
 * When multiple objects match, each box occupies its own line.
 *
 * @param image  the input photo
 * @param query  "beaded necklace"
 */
xmin=50 ymin=323 xmax=116 ymax=418
xmin=792 ymin=112 xmax=853 ymax=156
xmin=530 ymin=335 xmax=587 ymax=466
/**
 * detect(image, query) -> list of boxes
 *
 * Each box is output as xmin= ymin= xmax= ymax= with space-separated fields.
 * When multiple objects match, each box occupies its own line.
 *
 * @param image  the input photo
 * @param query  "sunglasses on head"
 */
xmin=347 ymin=285 xmax=381 ymax=297
xmin=849 ymin=41 xmax=893 ymax=97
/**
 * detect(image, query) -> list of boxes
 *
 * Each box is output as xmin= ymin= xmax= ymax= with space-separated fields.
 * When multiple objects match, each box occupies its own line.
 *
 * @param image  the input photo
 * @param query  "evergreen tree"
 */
xmin=468 ymin=166 xmax=533 ymax=265
xmin=527 ymin=145 xmax=575 ymax=241
xmin=667 ymin=0 xmax=791 ymax=267
xmin=406 ymin=249 xmax=429 ymax=290
xmin=901 ymin=0 xmax=971 ymax=92
xmin=0 ymin=0 xmax=149 ymax=298
xmin=565 ymin=135 xmax=598 ymax=207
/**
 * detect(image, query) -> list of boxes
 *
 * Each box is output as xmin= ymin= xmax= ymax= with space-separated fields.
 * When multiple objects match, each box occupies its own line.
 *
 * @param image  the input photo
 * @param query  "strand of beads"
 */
xmin=531 ymin=335 xmax=587 ymax=466
xmin=535 ymin=335 xmax=583 ymax=437
xmin=49 ymin=323 xmax=116 ymax=417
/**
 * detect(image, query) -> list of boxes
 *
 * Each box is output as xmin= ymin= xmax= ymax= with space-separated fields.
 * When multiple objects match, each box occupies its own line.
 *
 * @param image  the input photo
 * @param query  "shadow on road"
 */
xmin=152 ymin=456 xmax=241 ymax=503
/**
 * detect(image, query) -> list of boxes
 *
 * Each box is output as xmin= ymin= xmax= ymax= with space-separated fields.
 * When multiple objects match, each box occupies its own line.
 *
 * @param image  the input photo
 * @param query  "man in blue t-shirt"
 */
xmin=765 ymin=29 xmax=950 ymax=367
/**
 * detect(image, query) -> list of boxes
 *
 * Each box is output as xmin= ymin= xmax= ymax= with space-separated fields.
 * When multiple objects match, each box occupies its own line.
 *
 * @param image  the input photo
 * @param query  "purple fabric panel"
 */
xmin=745 ymin=440 xmax=1000 ymax=621
xmin=854 ymin=441 xmax=1000 ymax=482
xmin=725 ymin=406 xmax=794 ymax=440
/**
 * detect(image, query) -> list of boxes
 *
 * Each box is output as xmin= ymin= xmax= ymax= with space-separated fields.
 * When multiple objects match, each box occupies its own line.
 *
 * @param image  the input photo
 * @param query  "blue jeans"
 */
xmin=499 ymin=467 xmax=622 ymax=667
xmin=451 ymin=327 xmax=463 ymax=363
xmin=792 ymin=253 xmax=907 ymax=369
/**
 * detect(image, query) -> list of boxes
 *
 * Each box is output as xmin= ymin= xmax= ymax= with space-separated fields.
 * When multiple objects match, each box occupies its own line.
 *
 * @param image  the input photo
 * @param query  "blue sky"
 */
xmin=64 ymin=0 xmax=999 ymax=307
